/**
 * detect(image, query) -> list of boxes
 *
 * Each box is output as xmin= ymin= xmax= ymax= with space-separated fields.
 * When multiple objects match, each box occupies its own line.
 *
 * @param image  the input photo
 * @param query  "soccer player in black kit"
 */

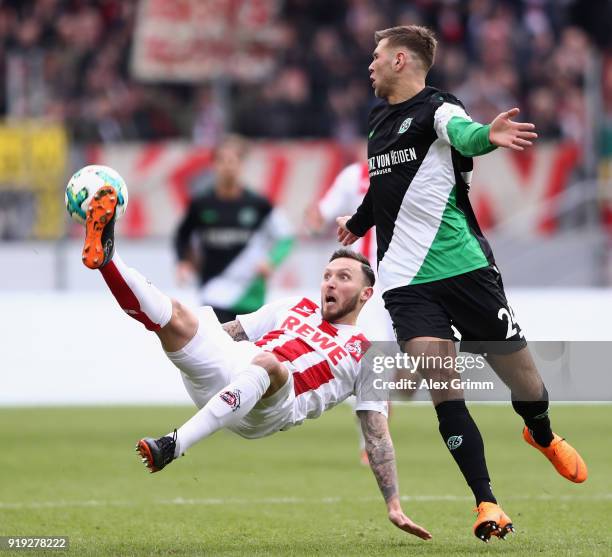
xmin=336 ymin=25 xmax=587 ymax=542
xmin=175 ymin=136 xmax=293 ymax=323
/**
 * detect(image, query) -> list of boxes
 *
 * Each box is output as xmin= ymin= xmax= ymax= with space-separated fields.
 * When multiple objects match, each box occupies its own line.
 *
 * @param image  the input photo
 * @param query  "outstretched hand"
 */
xmin=388 ymin=509 xmax=432 ymax=540
xmin=336 ymin=216 xmax=359 ymax=246
xmin=489 ymin=108 xmax=537 ymax=151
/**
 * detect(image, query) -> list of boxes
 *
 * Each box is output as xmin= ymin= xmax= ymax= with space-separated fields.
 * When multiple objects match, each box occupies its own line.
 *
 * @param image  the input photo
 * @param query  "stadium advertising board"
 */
xmin=131 ymin=0 xmax=280 ymax=82
xmin=0 ymin=122 xmax=67 ymax=240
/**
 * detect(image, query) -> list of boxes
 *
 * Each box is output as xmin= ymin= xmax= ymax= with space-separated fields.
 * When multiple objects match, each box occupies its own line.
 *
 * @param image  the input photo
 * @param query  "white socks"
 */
xmin=99 ymin=252 xmax=173 ymax=331
xmin=173 ymin=364 xmax=271 ymax=457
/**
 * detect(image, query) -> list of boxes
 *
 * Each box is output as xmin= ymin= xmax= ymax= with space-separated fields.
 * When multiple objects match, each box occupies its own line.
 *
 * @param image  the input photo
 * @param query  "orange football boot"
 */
xmin=82 ymin=186 xmax=118 ymax=269
xmin=473 ymin=502 xmax=514 ymax=542
xmin=523 ymin=427 xmax=587 ymax=483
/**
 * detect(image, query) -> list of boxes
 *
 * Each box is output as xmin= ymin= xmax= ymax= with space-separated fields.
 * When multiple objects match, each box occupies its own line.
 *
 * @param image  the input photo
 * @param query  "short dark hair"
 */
xmin=374 ymin=25 xmax=437 ymax=72
xmin=329 ymin=248 xmax=375 ymax=287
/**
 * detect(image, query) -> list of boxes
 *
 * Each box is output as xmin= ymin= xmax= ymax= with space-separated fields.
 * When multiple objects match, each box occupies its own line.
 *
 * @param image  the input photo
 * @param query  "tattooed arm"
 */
xmin=222 ymin=320 xmax=249 ymax=342
xmin=357 ymin=410 xmax=432 ymax=540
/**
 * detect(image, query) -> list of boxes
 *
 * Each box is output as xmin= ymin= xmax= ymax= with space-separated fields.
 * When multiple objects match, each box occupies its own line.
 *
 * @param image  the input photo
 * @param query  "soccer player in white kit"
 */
xmin=78 ymin=184 xmax=432 ymax=541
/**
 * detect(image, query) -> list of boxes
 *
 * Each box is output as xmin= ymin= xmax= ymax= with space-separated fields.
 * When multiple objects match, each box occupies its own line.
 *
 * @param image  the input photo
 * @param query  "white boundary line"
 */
xmin=1 ymin=401 xmax=611 ymax=408
xmin=1 ymin=493 xmax=610 ymax=510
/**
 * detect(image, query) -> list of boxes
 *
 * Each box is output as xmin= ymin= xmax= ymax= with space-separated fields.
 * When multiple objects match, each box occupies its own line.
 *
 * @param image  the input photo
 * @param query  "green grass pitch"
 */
xmin=1 ymin=404 xmax=610 ymax=556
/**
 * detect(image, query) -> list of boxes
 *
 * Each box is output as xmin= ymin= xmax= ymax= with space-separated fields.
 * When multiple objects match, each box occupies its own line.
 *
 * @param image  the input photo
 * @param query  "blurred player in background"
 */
xmin=175 ymin=135 xmax=294 ymax=322
xmin=337 ymin=25 xmax=587 ymax=542
xmin=306 ymin=159 xmax=406 ymax=465
xmin=78 ymin=187 xmax=431 ymax=540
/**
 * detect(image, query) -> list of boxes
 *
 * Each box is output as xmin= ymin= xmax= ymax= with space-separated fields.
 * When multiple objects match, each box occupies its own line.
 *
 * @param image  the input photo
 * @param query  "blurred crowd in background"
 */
xmin=0 ymin=0 xmax=610 ymax=147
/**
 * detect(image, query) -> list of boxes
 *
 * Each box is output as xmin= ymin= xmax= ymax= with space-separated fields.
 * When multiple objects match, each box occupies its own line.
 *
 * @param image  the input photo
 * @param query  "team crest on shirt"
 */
xmin=238 ymin=207 xmax=257 ymax=226
xmin=220 ymin=389 xmax=241 ymax=412
xmin=398 ymin=117 xmax=413 ymax=134
xmin=291 ymin=297 xmax=318 ymax=317
xmin=344 ymin=334 xmax=371 ymax=362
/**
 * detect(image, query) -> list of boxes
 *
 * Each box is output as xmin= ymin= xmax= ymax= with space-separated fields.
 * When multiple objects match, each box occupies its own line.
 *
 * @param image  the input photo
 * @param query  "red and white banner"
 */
xmin=131 ymin=0 xmax=280 ymax=82
xmin=84 ymin=140 xmax=345 ymax=238
xmin=80 ymin=140 xmax=581 ymax=239
xmin=471 ymin=143 xmax=581 ymax=235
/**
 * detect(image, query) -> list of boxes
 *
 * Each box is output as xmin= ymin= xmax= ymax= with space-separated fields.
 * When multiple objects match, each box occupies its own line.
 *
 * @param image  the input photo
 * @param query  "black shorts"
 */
xmin=382 ymin=265 xmax=527 ymax=354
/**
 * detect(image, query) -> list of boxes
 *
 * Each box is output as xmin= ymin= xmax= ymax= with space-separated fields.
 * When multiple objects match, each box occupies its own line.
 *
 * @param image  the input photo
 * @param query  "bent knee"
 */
xmin=157 ymin=299 xmax=198 ymax=352
xmin=251 ymin=351 xmax=280 ymax=373
xmin=168 ymin=299 xmax=198 ymax=335
xmin=252 ymin=352 xmax=289 ymax=383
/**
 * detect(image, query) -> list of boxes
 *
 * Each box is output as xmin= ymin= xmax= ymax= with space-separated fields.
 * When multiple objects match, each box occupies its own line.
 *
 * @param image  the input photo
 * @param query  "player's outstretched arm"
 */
xmin=357 ymin=410 xmax=432 ymax=540
xmin=440 ymin=106 xmax=537 ymax=157
xmin=489 ymin=107 xmax=538 ymax=151
xmin=222 ymin=320 xmax=249 ymax=342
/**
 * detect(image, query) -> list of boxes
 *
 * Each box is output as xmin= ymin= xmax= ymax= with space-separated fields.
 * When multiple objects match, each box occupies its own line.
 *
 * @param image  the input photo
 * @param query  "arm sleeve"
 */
xmin=174 ymin=203 xmax=198 ymax=261
xmin=433 ymin=102 xmax=497 ymax=157
xmin=345 ymin=187 xmax=374 ymax=237
xmin=354 ymin=362 xmax=389 ymax=417
xmin=236 ymin=297 xmax=296 ymax=341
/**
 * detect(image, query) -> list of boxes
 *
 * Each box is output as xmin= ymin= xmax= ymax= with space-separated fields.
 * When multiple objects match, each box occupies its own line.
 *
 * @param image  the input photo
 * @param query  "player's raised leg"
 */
xmin=136 ymin=351 xmax=289 ymax=473
xmin=81 ymin=188 xmax=286 ymax=473
xmin=487 ymin=348 xmax=587 ymax=483
xmin=82 ymin=185 xmax=197 ymax=353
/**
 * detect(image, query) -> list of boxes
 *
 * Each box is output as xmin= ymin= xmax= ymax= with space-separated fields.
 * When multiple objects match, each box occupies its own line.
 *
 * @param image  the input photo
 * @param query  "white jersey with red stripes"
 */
xmin=237 ymin=296 xmax=387 ymax=426
xmin=318 ymin=162 xmax=376 ymax=268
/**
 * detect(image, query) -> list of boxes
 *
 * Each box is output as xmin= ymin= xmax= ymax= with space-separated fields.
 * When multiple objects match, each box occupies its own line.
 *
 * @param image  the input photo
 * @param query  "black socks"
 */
xmin=434 ymin=390 xmax=554 ymax=506
xmin=435 ymin=399 xmax=496 ymax=505
xmin=512 ymin=386 xmax=554 ymax=447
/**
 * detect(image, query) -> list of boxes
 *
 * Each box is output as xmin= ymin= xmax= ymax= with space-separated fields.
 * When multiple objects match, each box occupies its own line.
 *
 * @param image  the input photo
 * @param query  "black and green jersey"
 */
xmin=175 ymin=188 xmax=293 ymax=313
xmin=347 ymin=86 xmax=496 ymax=293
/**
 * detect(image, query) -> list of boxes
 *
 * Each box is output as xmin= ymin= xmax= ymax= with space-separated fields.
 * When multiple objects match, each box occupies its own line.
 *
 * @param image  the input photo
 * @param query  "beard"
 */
xmin=321 ymin=292 xmax=361 ymax=322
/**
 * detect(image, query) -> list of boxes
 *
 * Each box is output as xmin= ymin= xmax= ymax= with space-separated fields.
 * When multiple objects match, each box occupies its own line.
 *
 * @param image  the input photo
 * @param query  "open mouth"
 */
xmin=324 ymin=294 xmax=337 ymax=305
